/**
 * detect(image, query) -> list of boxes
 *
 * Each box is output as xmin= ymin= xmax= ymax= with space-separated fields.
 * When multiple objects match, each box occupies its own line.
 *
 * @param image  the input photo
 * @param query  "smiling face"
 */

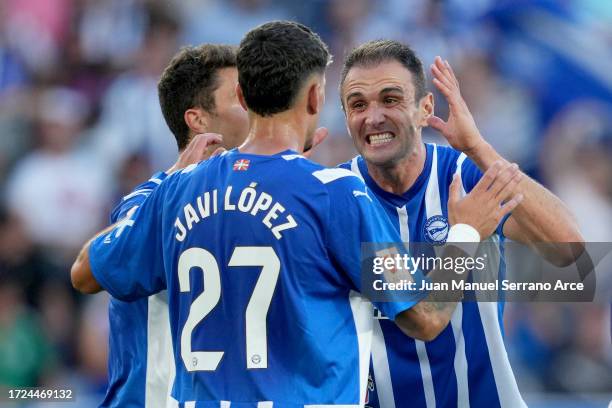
xmin=342 ymin=60 xmax=432 ymax=167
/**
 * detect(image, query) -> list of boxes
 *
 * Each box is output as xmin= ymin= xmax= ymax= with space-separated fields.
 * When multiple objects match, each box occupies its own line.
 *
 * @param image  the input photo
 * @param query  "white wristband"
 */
xmin=447 ymin=224 xmax=480 ymax=257
xmin=447 ymin=223 xmax=480 ymax=243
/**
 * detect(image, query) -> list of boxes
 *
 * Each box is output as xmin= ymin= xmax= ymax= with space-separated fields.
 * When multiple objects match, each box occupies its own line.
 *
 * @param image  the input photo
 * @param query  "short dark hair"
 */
xmin=158 ymin=44 xmax=237 ymax=150
xmin=340 ymin=40 xmax=426 ymax=105
xmin=237 ymin=21 xmax=331 ymax=117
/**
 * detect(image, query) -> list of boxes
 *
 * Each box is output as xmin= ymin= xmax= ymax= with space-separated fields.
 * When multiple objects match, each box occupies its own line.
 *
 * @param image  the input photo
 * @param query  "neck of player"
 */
xmin=366 ymin=141 xmax=426 ymax=195
xmin=239 ymin=109 xmax=312 ymax=155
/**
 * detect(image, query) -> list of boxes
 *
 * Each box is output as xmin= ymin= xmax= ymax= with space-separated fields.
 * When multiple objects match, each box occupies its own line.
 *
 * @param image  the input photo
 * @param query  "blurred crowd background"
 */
xmin=0 ymin=0 xmax=610 ymax=406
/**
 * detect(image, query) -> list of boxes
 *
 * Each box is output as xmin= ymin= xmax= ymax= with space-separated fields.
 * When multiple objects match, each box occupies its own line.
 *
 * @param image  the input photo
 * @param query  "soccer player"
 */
xmin=338 ymin=40 xmax=584 ymax=408
xmin=100 ymin=44 xmax=248 ymax=408
xmin=71 ymin=22 xmax=521 ymax=405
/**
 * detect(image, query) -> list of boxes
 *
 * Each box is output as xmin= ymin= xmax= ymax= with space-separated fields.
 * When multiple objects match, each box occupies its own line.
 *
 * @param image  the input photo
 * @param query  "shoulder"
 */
xmin=337 ymin=155 xmax=365 ymax=179
xmin=430 ymin=144 xmax=482 ymax=192
xmin=431 ymin=144 xmax=463 ymax=172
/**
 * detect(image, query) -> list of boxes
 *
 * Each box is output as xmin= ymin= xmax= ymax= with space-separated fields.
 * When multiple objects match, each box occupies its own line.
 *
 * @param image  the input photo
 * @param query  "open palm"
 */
xmin=427 ymin=56 xmax=483 ymax=154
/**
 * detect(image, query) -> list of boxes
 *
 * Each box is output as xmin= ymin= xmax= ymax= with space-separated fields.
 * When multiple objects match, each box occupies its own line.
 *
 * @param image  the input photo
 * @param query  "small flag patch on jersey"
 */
xmin=233 ymin=159 xmax=250 ymax=171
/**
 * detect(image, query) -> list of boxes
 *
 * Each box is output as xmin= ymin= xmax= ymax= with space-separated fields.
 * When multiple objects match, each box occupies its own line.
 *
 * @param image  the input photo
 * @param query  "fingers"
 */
xmin=434 ymin=56 xmax=459 ymax=88
xmin=472 ymin=161 xmax=502 ymax=194
xmin=431 ymin=62 xmax=454 ymax=94
xmin=192 ymin=133 xmax=223 ymax=150
xmin=496 ymin=171 xmax=523 ymax=203
xmin=431 ymin=57 xmax=461 ymax=107
xmin=426 ymin=115 xmax=447 ymax=133
xmin=313 ymin=127 xmax=328 ymax=146
xmin=210 ymin=147 xmax=226 ymax=158
xmin=488 ymin=163 xmax=519 ymax=197
xmin=448 ymin=174 xmax=461 ymax=205
xmin=499 ymin=193 xmax=524 ymax=217
xmin=190 ymin=133 xmax=224 ymax=161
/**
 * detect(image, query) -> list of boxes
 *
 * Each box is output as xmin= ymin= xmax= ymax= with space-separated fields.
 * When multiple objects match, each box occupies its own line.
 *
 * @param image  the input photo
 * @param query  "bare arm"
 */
xmin=427 ymin=56 xmax=584 ymax=266
xmin=467 ymin=142 xmax=584 ymax=265
xmin=71 ymin=225 xmax=114 ymax=294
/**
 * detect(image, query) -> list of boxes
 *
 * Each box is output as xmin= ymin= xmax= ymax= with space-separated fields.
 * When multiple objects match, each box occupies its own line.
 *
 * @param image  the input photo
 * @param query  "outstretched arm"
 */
xmin=71 ymin=133 xmax=224 ymax=294
xmin=427 ymin=56 xmax=584 ymax=266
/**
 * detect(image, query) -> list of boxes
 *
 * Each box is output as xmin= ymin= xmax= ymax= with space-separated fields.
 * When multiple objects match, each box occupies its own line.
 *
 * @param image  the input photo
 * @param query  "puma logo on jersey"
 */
xmin=353 ymin=189 xmax=372 ymax=202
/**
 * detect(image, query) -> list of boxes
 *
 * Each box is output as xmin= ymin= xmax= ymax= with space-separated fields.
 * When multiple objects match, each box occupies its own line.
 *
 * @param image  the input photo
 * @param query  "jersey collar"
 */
xmin=358 ymin=143 xmax=433 ymax=207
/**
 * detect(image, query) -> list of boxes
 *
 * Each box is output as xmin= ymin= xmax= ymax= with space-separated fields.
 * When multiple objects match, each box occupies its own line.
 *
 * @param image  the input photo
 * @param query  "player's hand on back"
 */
xmin=166 ymin=133 xmax=224 ymax=174
xmin=448 ymin=161 xmax=523 ymax=239
xmin=427 ymin=56 xmax=486 ymax=155
xmin=303 ymin=127 xmax=328 ymax=159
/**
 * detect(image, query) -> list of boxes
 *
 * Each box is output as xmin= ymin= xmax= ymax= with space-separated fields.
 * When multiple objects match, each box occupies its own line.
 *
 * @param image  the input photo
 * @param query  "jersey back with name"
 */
xmin=340 ymin=143 xmax=526 ymax=408
xmin=89 ymin=149 xmax=420 ymax=407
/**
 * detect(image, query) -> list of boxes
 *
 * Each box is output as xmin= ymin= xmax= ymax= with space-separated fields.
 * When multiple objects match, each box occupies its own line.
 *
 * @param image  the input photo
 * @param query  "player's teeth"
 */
xmin=369 ymin=133 xmax=393 ymax=145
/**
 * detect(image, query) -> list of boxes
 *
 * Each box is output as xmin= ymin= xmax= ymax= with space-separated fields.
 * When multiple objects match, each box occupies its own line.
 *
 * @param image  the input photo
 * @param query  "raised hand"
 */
xmin=427 ymin=56 xmax=484 ymax=155
xmin=166 ymin=133 xmax=224 ymax=174
xmin=448 ymin=161 xmax=523 ymax=239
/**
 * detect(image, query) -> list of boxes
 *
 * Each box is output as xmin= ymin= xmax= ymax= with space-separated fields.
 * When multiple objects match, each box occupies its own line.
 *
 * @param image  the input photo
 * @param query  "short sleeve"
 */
xmin=89 ymin=185 xmax=166 ymax=301
xmin=323 ymin=172 xmax=427 ymax=320
xmin=110 ymin=171 xmax=168 ymax=223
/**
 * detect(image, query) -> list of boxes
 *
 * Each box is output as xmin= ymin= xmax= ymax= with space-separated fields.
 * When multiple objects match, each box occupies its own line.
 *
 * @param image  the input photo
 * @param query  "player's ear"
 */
xmin=419 ymin=92 xmax=434 ymax=127
xmin=236 ymin=83 xmax=248 ymax=111
xmin=307 ymin=82 xmax=323 ymax=115
xmin=184 ymin=108 xmax=209 ymax=134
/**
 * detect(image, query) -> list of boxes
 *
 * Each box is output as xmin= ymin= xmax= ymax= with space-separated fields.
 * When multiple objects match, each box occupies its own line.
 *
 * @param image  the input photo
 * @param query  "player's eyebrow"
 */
xmin=380 ymin=86 xmax=404 ymax=95
xmin=345 ymin=91 xmax=364 ymax=105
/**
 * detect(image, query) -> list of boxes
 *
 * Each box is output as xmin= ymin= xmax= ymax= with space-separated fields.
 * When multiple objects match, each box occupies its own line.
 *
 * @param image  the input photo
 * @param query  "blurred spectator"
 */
xmin=75 ymin=0 xmax=148 ymax=68
xmin=1 ymin=0 xmax=73 ymax=78
xmin=181 ymin=0 xmax=290 ymax=46
xmin=454 ymin=51 xmax=539 ymax=169
xmin=0 ymin=270 xmax=53 ymax=388
xmin=0 ymin=0 xmax=609 ymax=404
xmin=90 ymin=3 xmax=181 ymax=172
xmin=76 ymin=293 xmax=109 ymax=393
xmin=4 ymin=86 xmax=111 ymax=261
xmin=541 ymin=100 xmax=612 ymax=242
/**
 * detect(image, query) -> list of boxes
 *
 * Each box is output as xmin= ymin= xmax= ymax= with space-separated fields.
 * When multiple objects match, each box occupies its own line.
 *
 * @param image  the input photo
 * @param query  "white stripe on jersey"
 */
xmin=369 ymin=206 xmax=409 ymax=408
xmin=424 ymin=144 xmax=442 ymax=216
xmin=145 ymin=291 xmax=175 ymax=408
xmin=456 ymin=153 xmax=525 ymax=407
xmin=477 ymin=301 xmax=526 ymax=407
xmin=281 ymin=154 xmax=305 ymax=161
xmin=220 ymin=401 xmax=231 ymax=408
xmin=123 ymin=188 xmax=154 ymax=200
xmin=371 ymin=319 xmax=396 ymax=408
xmin=184 ymin=401 xmax=196 ymax=408
xmin=349 ymin=290 xmax=374 ymax=407
xmin=304 ymin=406 xmax=359 ymax=408
xmin=257 ymin=401 xmax=273 ymax=408
xmin=312 ymin=168 xmax=361 ymax=184
xmin=477 ymin=233 xmax=526 ymax=407
xmin=448 ymin=151 xmax=470 ymax=408
xmin=150 ymin=177 xmax=163 ymax=185
xmin=350 ymin=157 xmax=364 ymax=181
xmin=420 ymin=144 xmax=440 ymax=408
xmin=450 ymin=304 xmax=469 ymax=408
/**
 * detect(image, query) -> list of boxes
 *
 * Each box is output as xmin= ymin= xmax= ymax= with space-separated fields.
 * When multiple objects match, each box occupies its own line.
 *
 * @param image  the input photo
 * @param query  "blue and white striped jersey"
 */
xmin=100 ymin=172 xmax=177 ymax=408
xmin=89 ymin=148 xmax=427 ymax=407
xmin=340 ymin=143 xmax=526 ymax=408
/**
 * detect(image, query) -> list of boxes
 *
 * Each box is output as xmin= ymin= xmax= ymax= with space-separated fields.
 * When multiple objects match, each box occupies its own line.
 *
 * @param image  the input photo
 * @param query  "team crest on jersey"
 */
xmin=424 ymin=215 xmax=449 ymax=244
xmin=233 ymin=159 xmax=250 ymax=171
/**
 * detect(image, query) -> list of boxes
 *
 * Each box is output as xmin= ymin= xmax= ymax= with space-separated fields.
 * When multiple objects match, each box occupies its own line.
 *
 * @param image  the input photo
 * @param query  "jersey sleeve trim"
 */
xmin=312 ymin=168 xmax=362 ymax=184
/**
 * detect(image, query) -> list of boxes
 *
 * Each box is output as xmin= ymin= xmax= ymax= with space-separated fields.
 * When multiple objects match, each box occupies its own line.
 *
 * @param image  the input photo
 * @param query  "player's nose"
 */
xmin=364 ymin=103 xmax=385 ymax=128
